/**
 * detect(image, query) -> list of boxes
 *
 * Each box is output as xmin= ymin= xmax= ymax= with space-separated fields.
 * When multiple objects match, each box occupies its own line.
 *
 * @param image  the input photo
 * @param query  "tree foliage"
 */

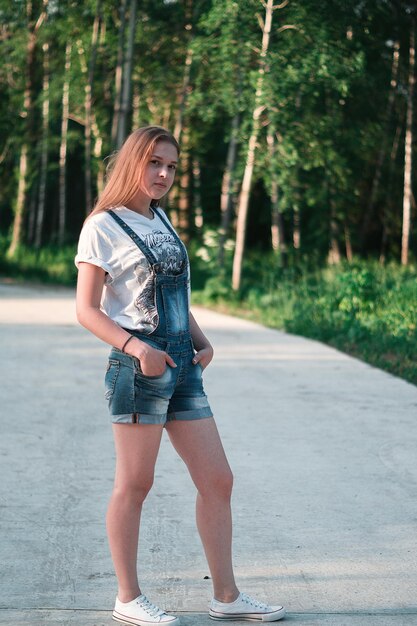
xmin=0 ymin=0 xmax=415 ymax=274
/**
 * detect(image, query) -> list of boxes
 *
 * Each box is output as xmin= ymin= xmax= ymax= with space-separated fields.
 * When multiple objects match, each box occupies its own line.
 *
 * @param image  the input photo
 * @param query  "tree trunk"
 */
xmin=111 ymin=0 xmax=128 ymax=148
xmin=34 ymin=41 xmax=50 ymax=248
xmin=8 ymin=0 xmax=47 ymax=256
xmin=173 ymin=0 xmax=193 ymax=143
xmin=232 ymin=0 xmax=279 ymax=291
xmin=177 ymin=126 xmax=191 ymax=242
xmin=76 ymin=13 xmax=103 ymax=214
xmin=344 ymin=222 xmax=353 ymax=262
xmin=218 ymin=113 xmax=239 ymax=266
xmin=328 ymin=221 xmax=341 ymax=263
xmin=192 ymin=157 xmax=203 ymax=230
xmin=173 ymin=44 xmax=193 ymax=143
xmin=327 ymin=188 xmax=341 ymax=264
xmin=116 ymin=0 xmax=137 ymax=148
xmin=132 ymin=79 xmax=140 ymax=129
xmin=93 ymin=126 xmax=104 ymax=197
xmin=27 ymin=171 xmax=37 ymax=244
xmin=76 ymin=2 xmax=101 ymax=216
xmin=361 ymin=40 xmax=400 ymax=249
xmin=293 ymin=206 xmax=300 ymax=250
xmin=58 ymin=42 xmax=71 ymax=244
xmin=11 ymin=143 xmax=29 ymax=254
xmin=266 ymin=124 xmax=287 ymax=265
xmin=379 ymin=119 xmax=403 ymax=263
xmin=401 ymin=20 xmax=415 ymax=265
xmin=170 ymin=0 xmax=194 ymax=229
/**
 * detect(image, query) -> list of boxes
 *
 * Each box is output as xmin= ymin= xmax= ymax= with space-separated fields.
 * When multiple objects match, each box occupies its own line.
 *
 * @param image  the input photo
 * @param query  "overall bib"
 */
xmin=104 ymin=208 xmax=212 ymax=425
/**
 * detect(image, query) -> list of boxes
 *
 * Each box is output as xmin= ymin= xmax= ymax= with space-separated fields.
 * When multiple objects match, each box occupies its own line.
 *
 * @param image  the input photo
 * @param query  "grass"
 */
xmin=190 ymin=244 xmax=417 ymax=387
xmin=0 ymin=238 xmax=78 ymax=286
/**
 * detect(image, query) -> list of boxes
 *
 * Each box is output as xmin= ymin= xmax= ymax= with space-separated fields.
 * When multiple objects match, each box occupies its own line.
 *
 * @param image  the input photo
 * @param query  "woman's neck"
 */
xmin=124 ymin=199 xmax=154 ymax=218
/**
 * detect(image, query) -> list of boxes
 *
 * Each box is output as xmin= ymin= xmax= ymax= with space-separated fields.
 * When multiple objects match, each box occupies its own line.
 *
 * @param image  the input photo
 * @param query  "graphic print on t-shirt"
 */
xmin=133 ymin=228 xmax=184 ymax=329
xmin=143 ymin=230 xmax=184 ymax=274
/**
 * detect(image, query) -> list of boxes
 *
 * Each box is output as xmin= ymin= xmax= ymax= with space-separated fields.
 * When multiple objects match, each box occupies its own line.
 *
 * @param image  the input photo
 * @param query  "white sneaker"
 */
xmin=113 ymin=594 xmax=180 ymax=625
xmin=209 ymin=592 xmax=286 ymax=622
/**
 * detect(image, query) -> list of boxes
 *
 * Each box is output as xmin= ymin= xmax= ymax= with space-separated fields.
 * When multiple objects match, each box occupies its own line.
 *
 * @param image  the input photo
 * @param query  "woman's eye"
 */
xmin=149 ymin=160 xmax=176 ymax=170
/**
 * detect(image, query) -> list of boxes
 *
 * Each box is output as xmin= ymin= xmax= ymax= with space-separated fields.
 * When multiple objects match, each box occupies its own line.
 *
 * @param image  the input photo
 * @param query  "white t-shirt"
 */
xmin=74 ymin=205 xmax=191 ymax=333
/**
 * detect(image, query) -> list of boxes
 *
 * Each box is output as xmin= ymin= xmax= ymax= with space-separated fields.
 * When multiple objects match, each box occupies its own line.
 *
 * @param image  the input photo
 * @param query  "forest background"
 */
xmin=0 ymin=0 xmax=416 ymax=384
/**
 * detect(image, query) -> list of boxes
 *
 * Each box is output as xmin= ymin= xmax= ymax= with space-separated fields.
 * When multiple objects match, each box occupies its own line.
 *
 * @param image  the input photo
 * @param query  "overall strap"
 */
xmin=108 ymin=209 xmax=158 ymax=267
xmin=152 ymin=207 xmax=188 ymax=264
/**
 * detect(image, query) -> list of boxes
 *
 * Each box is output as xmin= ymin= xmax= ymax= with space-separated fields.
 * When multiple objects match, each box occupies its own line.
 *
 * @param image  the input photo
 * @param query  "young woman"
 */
xmin=75 ymin=125 xmax=286 ymax=625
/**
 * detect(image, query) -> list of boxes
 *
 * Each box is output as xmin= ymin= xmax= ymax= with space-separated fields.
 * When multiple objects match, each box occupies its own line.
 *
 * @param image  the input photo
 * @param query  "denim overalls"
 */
xmin=104 ymin=208 xmax=212 ymax=425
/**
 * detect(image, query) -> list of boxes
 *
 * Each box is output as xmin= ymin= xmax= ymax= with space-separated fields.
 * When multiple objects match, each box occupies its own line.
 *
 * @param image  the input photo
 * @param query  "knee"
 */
xmin=113 ymin=476 xmax=154 ymax=506
xmin=199 ymin=468 xmax=234 ymax=501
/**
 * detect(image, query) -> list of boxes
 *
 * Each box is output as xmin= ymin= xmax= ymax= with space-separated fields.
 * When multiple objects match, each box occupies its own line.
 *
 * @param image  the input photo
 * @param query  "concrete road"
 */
xmin=1 ymin=282 xmax=417 ymax=626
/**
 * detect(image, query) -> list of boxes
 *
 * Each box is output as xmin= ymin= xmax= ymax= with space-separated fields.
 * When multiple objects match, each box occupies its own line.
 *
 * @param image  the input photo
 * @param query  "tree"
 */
xmin=232 ymin=0 xmax=285 ymax=291
xmin=401 ymin=14 xmax=415 ymax=265
xmin=8 ymin=0 xmax=48 ymax=256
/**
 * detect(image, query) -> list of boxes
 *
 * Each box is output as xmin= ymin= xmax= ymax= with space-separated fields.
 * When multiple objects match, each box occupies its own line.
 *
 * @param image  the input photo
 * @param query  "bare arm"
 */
xmin=189 ymin=310 xmax=214 ymax=370
xmin=76 ymin=262 xmax=176 ymax=375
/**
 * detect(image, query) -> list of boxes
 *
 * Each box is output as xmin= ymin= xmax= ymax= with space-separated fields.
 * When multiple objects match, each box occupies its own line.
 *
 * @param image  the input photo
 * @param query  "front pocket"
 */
xmin=104 ymin=359 xmax=120 ymax=400
xmin=135 ymin=362 xmax=168 ymax=381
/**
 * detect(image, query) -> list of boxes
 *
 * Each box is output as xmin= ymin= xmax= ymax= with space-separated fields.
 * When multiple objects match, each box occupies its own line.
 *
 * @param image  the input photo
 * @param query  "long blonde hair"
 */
xmin=89 ymin=126 xmax=180 ymax=219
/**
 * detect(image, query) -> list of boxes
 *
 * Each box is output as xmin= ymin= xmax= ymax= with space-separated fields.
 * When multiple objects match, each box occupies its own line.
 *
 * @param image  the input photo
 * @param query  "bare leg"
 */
xmin=165 ymin=417 xmax=239 ymax=602
xmin=106 ymin=423 xmax=164 ymax=603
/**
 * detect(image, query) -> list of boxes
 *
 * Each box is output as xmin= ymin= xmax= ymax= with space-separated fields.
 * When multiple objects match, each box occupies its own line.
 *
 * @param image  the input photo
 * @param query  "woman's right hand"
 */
xmin=126 ymin=338 xmax=177 ymax=377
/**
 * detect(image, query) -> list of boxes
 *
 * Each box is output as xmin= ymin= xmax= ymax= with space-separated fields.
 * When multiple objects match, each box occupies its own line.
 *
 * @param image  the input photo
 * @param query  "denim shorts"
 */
xmin=104 ymin=337 xmax=213 ymax=425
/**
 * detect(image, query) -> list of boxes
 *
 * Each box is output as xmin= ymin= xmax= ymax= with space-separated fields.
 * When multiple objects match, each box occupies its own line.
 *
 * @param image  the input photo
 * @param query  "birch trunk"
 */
xmin=192 ymin=157 xmax=203 ymax=230
xmin=266 ymin=124 xmax=286 ymax=264
xmin=76 ymin=2 xmax=101 ymax=216
xmin=86 ymin=3 xmax=101 ymax=211
xmin=173 ymin=44 xmax=193 ymax=143
xmin=117 ymin=0 xmax=137 ymax=148
xmin=218 ymin=113 xmax=239 ymax=266
xmin=173 ymin=0 xmax=193 ymax=143
xmin=177 ymin=126 xmax=191 ymax=242
xmin=401 ymin=21 xmax=415 ymax=265
xmin=293 ymin=206 xmax=300 ymax=250
xmin=232 ymin=0 xmax=280 ymax=291
xmin=34 ymin=41 xmax=49 ymax=248
xmin=8 ymin=0 xmax=47 ymax=256
xmin=58 ymin=42 xmax=71 ymax=244
xmin=112 ymin=0 xmax=128 ymax=148
xmin=344 ymin=223 xmax=353 ymax=262
xmin=9 ymin=144 xmax=29 ymax=256
xmin=170 ymin=43 xmax=192 ymax=224
xmin=170 ymin=1 xmax=194 ymax=228
xmin=132 ymin=80 xmax=140 ymax=129
xmin=379 ymin=120 xmax=402 ymax=263
xmin=327 ymin=185 xmax=341 ymax=264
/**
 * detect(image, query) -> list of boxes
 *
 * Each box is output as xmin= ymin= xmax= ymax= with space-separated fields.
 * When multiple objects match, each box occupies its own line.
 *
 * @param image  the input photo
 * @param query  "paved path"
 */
xmin=1 ymin=283 xmax=417 ymax=626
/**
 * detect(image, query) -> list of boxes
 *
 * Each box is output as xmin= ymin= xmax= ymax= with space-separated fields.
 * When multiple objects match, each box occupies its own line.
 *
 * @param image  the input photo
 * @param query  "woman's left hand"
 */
xmin=192 ymin=345 xmax=214 ymax=371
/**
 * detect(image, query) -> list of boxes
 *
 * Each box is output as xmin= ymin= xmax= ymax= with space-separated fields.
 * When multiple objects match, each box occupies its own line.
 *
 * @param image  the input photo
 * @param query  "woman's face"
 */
xmin=142 ymin=141 xmax=178 ymax=199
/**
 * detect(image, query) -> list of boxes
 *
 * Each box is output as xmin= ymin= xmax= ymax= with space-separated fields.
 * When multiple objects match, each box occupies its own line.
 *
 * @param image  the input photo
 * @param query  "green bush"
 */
xmin=192 ymin=255 xmax=417 ymax=386
xmin=0 ymin=239 xmax=78 ymax=286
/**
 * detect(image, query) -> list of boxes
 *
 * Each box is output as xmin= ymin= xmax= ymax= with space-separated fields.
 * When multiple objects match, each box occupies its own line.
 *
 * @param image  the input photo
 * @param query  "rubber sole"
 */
xmin=209 ymin=606 xmax=286 ymax=622
xmin=113 ymin=610 xmax=181 ymax=626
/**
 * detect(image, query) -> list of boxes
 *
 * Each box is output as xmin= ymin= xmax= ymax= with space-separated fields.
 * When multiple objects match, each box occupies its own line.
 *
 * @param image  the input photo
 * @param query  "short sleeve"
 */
xmin=74 ymin=218 xmax=115 ymax=281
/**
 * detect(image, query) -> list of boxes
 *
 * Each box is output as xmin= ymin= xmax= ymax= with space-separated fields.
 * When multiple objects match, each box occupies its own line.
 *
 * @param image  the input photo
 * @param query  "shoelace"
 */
xmin=240 ymin=593 xmax=269 ymax=610
xmin=136 ymin=595 xmax=164 ymax=617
